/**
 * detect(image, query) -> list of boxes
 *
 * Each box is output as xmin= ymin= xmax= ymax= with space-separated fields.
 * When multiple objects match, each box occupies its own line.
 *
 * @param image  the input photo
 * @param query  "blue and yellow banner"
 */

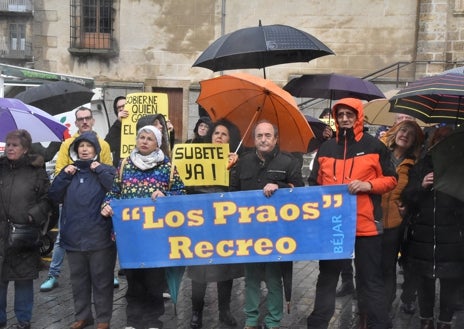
xmin=111 ymin=185 xmax=356 ymax=268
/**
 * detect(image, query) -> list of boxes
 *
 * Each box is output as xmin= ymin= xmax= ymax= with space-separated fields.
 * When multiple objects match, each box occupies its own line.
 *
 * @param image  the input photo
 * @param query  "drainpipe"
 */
xmin=221 ymin=0 xmax=226 ymax=37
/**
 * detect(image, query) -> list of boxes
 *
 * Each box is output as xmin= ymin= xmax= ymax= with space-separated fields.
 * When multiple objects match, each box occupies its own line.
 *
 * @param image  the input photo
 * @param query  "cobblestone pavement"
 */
xmin=4 ymin=258 xmax=464 ymax=329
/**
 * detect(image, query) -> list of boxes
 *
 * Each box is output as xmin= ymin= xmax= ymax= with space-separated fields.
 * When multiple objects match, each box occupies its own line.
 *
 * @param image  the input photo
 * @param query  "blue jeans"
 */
xmin=49 ymin=210 xmax=65 ymax=278
xmin=48 ymin=230 xmax=65 ymax=278
xmin=0 ymin=280 xmax=34 ymax=323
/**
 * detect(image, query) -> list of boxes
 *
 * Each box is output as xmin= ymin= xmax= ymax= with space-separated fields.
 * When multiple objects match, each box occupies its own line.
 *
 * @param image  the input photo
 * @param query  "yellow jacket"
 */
xmin=54 ymin=132 xmax=113 ymax=176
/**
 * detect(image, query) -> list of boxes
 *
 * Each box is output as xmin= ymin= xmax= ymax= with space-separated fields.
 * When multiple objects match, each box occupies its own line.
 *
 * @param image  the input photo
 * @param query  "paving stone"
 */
xmin=4 ymin=259 xmax=463 ymax=328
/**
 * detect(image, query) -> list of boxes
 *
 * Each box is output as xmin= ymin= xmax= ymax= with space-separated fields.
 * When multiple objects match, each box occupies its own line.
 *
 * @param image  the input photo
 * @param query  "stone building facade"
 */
xmin=1 ymin=0 xmax=464 ymax=140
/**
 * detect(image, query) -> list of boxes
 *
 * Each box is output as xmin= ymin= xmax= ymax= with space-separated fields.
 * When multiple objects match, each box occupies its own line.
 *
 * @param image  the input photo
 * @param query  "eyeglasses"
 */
xmin=336 ymin=111 xmax=356 ymax=119
xmin=76 ymin=116 xmax=93 ymax=122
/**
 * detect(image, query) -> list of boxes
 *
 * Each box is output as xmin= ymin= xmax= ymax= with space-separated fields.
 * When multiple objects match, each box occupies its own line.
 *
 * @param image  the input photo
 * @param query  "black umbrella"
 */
xmin=283 ymin=73 xmax=385 ymax=102
xmin=281 ymin=261 xmax=293 ymax=314
xmin=192 ymin=21 xmax=334 ymax=78
xmin=305 ymin=115 xmax=333 ymax=152
xmin=430 ymin=126 xmax=464 ymax=202
xmin=15 ymin=81 xmax=94 ymax=115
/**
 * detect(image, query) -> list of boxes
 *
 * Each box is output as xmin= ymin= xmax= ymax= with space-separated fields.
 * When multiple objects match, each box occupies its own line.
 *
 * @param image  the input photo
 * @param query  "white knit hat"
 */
xmin=137 ymin=125 xmax=162 ymax=147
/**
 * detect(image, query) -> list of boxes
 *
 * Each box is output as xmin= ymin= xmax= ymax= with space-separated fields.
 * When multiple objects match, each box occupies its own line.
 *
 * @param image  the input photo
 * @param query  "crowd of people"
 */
xmin=0 ymin=94 xmax=462 ymax=329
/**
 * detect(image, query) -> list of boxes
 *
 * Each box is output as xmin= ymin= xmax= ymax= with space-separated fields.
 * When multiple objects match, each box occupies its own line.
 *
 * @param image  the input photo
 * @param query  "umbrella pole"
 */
xmin=234 ymin=107 xmax=261 ymax=153
xmin=456 ymin=96 xmax=462 ymax=128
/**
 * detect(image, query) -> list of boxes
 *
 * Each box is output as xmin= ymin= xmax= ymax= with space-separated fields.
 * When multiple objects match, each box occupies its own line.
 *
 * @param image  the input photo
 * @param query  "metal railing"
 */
xmin=0 ymin=41 xmax=33 ymax=59
xmin=0 ymin=0 xmax=33 ymax=12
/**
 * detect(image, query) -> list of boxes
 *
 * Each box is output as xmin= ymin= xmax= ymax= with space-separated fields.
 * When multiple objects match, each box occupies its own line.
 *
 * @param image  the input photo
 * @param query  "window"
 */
xmin=70 ymin=0 xmax=113 ymax=50
xmin=10 ymin=23 xmax=26 ymax=51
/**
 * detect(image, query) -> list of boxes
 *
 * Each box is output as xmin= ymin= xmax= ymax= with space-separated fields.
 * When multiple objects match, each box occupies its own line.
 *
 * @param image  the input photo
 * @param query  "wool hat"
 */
xmin=137 ymin=125 xmax=162 ymax=148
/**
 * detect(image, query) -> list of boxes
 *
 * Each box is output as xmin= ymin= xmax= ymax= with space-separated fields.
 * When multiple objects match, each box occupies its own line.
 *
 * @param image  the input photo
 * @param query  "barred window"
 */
xmin=70 ymin=0 xmax=113 ymax=50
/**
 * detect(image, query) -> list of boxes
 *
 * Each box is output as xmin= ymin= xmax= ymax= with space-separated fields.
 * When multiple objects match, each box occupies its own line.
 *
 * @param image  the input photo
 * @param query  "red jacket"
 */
xmin=309 ymin=98 xmax=397 ymax=236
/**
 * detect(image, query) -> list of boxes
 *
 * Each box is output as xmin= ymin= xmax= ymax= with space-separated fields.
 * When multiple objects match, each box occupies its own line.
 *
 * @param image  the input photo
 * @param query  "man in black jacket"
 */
xmin=230 ymin=120 xmax=304 ymax=329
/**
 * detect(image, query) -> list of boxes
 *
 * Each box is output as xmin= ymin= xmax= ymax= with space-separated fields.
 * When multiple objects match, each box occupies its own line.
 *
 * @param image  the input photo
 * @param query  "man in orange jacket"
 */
xmin=306 ymin=98 xmax=398 ymax=329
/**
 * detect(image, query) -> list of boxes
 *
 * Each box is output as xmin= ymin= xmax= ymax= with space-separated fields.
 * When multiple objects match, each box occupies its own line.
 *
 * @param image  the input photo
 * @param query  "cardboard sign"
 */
xmin=172 ymin=143 xmax=230 ymax=186
xmin=120 ymin=92 xmax=169 ymax=158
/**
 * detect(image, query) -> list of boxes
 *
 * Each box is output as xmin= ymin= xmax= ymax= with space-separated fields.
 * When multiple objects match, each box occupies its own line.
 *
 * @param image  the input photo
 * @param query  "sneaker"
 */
xmin=40 ymin=275 xmax=58 ymax=292
xmin=162 ymin=291 xmax=171 ymax=299
xmin=114 ymin=277 xmax=119 ymax=288
xmin=12 ymin=322 xmax=30 ymax=329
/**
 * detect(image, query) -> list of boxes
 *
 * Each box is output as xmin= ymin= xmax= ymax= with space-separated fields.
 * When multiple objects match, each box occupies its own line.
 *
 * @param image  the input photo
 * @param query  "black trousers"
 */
xmin=125 ymin=267 xmax=165 ymax=329
xmin=417 ymin=275 xmax=460 ymax=322
xmin=307 ymin=235 xmax=389 ymax=329
xmin=191 ymin=279 xmax=233 ymax=313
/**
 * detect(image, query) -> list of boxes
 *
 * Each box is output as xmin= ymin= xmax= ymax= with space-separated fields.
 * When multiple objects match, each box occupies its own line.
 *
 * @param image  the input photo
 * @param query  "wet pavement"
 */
xmin=4 ymin=257 xmax=464 ymax=329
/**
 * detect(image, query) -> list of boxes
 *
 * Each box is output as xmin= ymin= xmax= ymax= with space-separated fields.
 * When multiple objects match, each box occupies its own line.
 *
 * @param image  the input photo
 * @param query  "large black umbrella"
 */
xmin=192 ymin=21 xmax=334 ymax=78
xmin=430 ymin=126 xmax=464 ymax=202
xmin=390 ymin=73 xmax=464 ymax=124
xmin=283 ymin=73 xmax=385 ymax=102
xmin=15 ymin=81 xmax=94 ymax=115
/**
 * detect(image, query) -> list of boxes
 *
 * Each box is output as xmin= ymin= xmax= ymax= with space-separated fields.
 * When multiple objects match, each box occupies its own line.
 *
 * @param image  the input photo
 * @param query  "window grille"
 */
xmin=70 ymin=0 xmax=113 ymax=50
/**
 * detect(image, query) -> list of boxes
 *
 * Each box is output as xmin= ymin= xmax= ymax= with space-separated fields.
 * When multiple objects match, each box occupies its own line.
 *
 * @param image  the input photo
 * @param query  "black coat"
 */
xmin=105 ymin=120 xmax=122 ymax=167
xmin=0 ymin=155 xmax=50 ymax=281
xmin=401 ymin=154 xmax=464 ymax=279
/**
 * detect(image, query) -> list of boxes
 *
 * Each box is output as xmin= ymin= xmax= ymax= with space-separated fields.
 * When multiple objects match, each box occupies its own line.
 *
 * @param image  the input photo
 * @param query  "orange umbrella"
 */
xmin=196 ymin=72 xmax=314 ymax=153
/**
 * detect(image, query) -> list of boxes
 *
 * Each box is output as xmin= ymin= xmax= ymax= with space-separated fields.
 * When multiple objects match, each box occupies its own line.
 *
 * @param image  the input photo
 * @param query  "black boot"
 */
xmin=420 ymin=318 xmax=435 ymax=329
xmin=336 ymin=280 xmax=355 ymax=297
xmin=219 ymin=309 xmax=237 ymax=327
xmin=190 ymin=311 xmax=203 ymax=329
xmin=436 ymin=321 xmax=451 ymax=329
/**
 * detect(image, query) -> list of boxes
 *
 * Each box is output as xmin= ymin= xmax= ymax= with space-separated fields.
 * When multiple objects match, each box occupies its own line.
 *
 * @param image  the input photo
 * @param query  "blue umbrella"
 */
xmin=165 ymin=266 xmax=185 ymax=315
xmin=0 ymin=98 xmax=66 ymax=142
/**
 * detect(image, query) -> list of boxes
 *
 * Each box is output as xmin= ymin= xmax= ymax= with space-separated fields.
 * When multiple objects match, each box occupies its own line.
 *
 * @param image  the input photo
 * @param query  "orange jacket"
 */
xmin=309 ymin=98 xmax=398 ymax=236
xmin=381 ymin=157 xmax=415 ymax=229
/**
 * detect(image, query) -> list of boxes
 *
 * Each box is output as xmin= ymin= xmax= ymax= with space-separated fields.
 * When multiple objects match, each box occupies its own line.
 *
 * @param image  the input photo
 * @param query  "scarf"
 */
xmin=130 ymin=148 xmax=165 ymax=170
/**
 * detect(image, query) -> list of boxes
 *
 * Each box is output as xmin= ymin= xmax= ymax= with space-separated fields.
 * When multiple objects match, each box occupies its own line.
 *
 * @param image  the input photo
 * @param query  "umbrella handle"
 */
xmin=234 ymin=107 xmax=261 ymax=153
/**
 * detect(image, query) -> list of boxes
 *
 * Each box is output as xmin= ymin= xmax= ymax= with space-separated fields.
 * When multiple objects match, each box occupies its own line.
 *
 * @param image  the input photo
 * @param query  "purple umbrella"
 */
xmin=283 ymin=73 xmax=385 ymax=105
xmin=0 ymin=98 xmax=67 ymax=142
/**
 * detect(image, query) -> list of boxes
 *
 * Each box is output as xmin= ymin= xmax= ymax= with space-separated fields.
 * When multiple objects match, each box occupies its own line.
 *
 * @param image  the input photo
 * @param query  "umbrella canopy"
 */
xmin=430 ymin=126 xmax=464 ymax=202
xmin=192 ymin=22 xmax=334 ymax=78
xmin=164 ymin=266 xmax=185 ymax=315
xmin=304 ymin=115 xmax=329 ymax=140
xmin=0 ymin=98 xmax=67 ymax=142
xmin=390 ymin=73 xmax=464 ymax=124
xmin=441 ymin=66 xmax=464 ymax=75
xmin=15 ymin=81 xmax=94 ymax=115
xmin=283 ymin=73 xmax=385 ymax=102
xmin=196 ymin=72 xmax=314 ymax=153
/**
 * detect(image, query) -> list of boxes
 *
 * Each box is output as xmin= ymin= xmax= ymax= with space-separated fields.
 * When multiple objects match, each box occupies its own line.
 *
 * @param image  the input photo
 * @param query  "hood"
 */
xmin=69 ymin=131 xmax=101 ymax=161
xmin=332 ymin=97 xmax=364 ymax=142
xmin=193 ymin=116 xmax=212 ymax=134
